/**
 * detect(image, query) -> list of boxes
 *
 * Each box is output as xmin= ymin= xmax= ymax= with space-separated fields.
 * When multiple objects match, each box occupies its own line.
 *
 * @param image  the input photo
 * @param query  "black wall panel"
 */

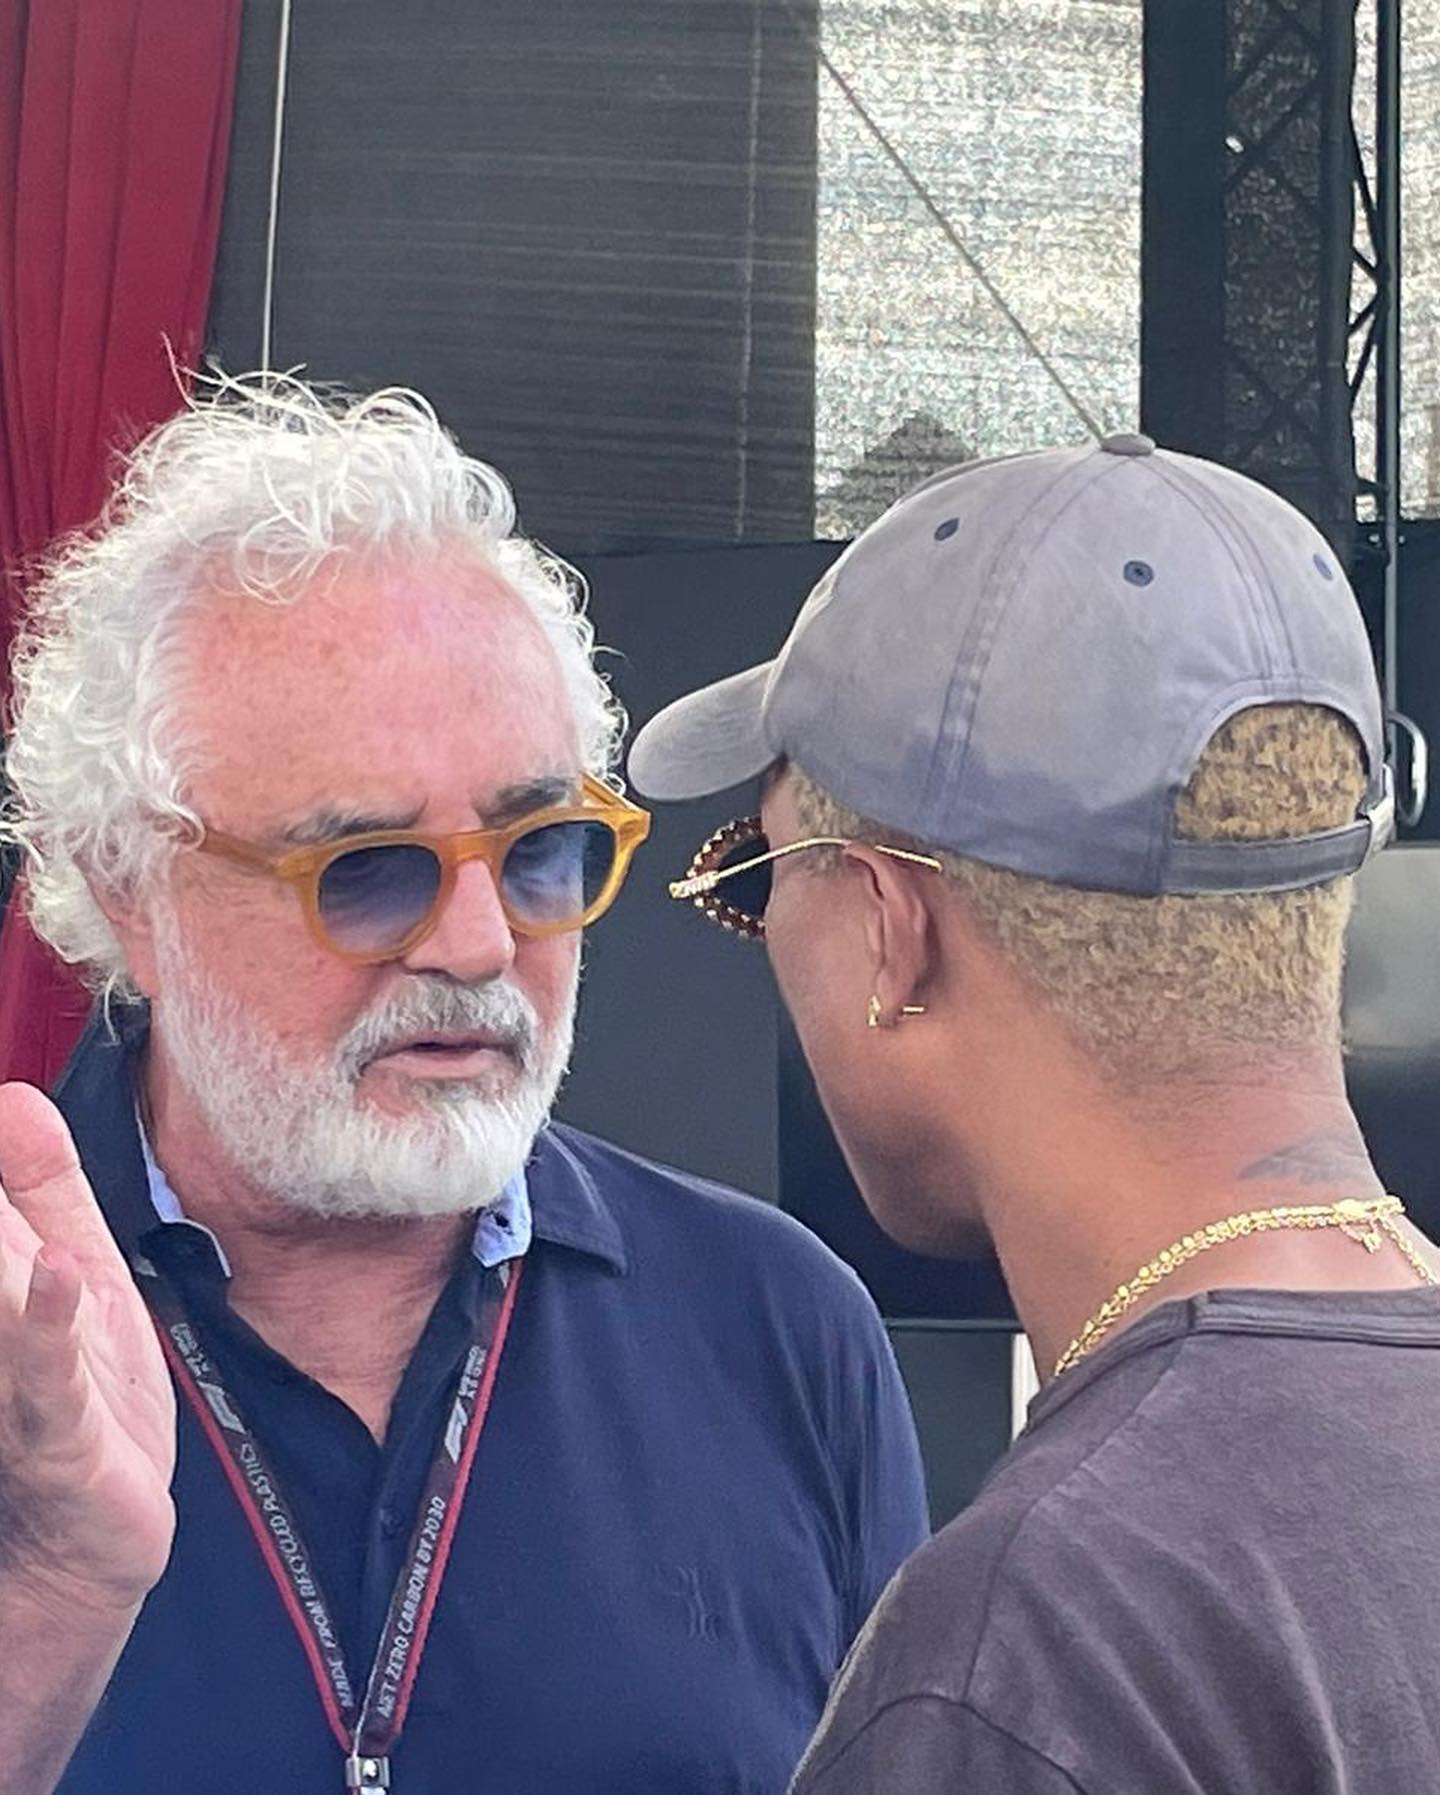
xmin=209 ymin=0 xmax=818 ymax=550
xmin=557 ymin=541 xmax=833 ymax=1200
xmin=1142 ymin=0 xmax=1357 ymax=558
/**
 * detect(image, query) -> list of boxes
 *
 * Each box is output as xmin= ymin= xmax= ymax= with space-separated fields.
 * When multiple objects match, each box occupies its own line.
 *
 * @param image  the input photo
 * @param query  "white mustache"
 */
xmin=339 ymin=978 xmax=540 ymax=1080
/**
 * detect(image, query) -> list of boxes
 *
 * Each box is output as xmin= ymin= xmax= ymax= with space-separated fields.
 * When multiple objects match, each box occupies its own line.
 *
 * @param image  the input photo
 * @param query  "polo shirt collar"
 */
xmin=55 ymin=1006 xmax=165 ymax=1270
xmin=526 ymin=1125 xmax=628 ymax=1273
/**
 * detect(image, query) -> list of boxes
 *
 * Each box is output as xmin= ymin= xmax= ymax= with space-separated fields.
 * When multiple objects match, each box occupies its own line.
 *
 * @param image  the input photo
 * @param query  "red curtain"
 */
xmin=0 ymin=0 xmax=243 ymax=1087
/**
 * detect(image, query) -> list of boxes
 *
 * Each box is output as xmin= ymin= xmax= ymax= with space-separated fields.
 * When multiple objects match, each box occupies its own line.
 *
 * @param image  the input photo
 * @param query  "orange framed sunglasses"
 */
xmin=197 ymin=774 xmax=652 ymax=964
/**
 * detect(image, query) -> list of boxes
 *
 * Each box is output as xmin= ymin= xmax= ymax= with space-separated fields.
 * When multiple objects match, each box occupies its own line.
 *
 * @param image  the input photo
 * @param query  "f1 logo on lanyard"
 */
xmin=141 ymin=1255 xmax=526 ymax=1792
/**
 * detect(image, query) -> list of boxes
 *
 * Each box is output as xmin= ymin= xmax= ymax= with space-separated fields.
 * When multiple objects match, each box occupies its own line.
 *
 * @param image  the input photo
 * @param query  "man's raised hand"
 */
xmin=0 ymin=1083 xmax=175 ymax=1615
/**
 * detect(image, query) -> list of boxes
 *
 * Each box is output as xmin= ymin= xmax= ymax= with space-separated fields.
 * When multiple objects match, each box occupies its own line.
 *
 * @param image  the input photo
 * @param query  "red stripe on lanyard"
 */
xmin=159 ymin=1327 xmax=355 ymax=1754
xmin=150 ymin=1253 xmax=526 ymax=1775
xmin=375 ymin=1257 xmax=523 ymax=1742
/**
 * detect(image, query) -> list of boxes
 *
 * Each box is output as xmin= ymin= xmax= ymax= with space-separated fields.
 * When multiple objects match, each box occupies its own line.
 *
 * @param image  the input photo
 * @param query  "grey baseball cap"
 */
xmin=628 ymin=433 xmax=1393 ymax=895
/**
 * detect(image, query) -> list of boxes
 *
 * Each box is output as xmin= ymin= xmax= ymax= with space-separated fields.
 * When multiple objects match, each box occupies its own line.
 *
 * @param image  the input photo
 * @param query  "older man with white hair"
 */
xmin=0 ymin=377 xmax=927 ymax=1795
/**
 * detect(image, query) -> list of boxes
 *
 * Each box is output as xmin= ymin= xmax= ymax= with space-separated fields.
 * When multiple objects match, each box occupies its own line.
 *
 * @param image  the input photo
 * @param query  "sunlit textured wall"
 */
xmin=814 ymin=0 xmax=1142 ymax=537
xmin=1354 ymin=0 xmax=1440 ymax=517
xmin=818 ymin=0 xmax=1439 ymax=536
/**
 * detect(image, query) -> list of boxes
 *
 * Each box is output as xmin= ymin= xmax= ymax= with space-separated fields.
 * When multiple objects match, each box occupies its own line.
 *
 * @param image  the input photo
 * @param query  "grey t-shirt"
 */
xmin=791 ymin=1286 xmax=1440 ymax=1794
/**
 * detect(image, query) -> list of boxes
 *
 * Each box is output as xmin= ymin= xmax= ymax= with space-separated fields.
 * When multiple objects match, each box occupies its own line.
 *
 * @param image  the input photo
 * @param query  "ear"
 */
xmin=843 ymin=845 xmax=936 ymax=1025
xmin=89 ymin=879 xmax=163 ymax=1001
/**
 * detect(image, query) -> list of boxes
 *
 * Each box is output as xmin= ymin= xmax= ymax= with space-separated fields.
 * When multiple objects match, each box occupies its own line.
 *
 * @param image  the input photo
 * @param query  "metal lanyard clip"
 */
xmin=345 ymin=1754 xmax=391 ymax=1789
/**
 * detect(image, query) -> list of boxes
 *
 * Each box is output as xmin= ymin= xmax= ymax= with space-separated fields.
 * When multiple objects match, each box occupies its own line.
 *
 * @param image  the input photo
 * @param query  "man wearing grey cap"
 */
xmin=631 ymin=433 xmax=1440 ymax=1792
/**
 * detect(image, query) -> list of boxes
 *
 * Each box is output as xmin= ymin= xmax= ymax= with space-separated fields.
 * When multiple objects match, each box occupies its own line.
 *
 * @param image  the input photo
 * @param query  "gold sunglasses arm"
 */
xmin=668 ymin=836 xmax=940 ymax=901
xmin=874 ymin=844 xmax=944 ymax=871
xmin=669 ymin=836 xmax=847 ymax=900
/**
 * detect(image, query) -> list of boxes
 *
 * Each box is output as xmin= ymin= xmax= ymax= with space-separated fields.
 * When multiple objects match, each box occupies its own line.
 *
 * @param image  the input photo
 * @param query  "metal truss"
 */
xmin=1205 ymin=0 xmax=1355 ymax=543
xmin=1349 ymin=0 xmax=1425 ymax=823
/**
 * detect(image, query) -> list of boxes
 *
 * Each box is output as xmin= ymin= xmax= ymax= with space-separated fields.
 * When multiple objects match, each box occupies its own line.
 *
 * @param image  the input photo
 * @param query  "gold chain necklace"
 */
xmin=1051 ymin=1196 xmax=1438 ymax=1380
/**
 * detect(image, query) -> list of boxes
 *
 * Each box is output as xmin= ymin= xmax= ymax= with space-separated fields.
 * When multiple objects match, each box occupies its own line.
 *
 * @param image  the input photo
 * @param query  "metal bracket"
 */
xmin=1388 ymin=708 xmax=1431 ymax=828
xmin=345 ymin=1755 xmax=391 ymax=1790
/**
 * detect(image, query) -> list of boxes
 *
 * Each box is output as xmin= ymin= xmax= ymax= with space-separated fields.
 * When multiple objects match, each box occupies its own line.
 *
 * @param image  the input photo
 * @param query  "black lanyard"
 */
xmin=136 ymin=1249 xmax=525 ymax=1792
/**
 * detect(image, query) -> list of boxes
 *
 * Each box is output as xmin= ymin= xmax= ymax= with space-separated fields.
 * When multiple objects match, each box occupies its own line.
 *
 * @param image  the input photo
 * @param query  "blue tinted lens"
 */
xmin=501 ymin=819 xmax=616 ymax=925
xmin=316 ymin=843 xmax=442 ymax=955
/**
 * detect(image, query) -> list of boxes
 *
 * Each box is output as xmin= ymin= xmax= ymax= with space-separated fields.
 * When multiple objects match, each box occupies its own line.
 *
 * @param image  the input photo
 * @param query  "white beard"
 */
xmin=149 ymin=912 xmax=577 ymax=1220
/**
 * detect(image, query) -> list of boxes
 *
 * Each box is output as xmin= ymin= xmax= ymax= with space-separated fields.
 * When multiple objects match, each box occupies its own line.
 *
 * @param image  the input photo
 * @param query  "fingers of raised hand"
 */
xmin=0 ymin=1084 xmax=83 ymax=1192
xmin=0 ymin=1248 xmax=174 ymax=1609
xmin=8 ymin=1249 xmax=87 ymax=1443
xmin=0 ymin=1250 xmax=92 ymax=1567
xmin=25 ymin=1247 xmax=84 ymax=1339
xmin=0 ymin=1084 xmax=127 ymax=1281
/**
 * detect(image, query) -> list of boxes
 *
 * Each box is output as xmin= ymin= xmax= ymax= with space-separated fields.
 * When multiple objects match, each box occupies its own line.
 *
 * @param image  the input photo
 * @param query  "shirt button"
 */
xmin=380 ymin=1505 xmax=405 ymax=1539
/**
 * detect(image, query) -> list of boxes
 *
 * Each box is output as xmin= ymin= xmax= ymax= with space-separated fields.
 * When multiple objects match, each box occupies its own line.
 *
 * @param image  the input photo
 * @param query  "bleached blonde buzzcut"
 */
xmin=791 ymin=703 xmax=1367 ymax=1076
xmin=3 ymin=372 xmax=625 ymax=996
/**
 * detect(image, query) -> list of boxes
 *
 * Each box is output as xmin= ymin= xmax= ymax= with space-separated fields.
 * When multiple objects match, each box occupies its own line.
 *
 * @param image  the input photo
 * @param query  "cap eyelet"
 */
xmin=1313 ymin=553 xmax=1336 ymax=581
xmin=1123 ymin=559 xmax=1155 ymax=587
xmin=934 ymin=517 xmax=959 ymax=542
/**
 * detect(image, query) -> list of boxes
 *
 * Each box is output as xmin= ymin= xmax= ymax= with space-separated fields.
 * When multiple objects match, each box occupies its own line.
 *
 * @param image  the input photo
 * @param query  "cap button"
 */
xmin=1099 ymin=431 xmax=1156 ymax=457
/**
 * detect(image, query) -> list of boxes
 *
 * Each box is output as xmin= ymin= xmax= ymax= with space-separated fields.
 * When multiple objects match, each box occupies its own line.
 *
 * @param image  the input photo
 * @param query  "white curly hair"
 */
xmin=3 ymin=370 xmax=625 ymax=997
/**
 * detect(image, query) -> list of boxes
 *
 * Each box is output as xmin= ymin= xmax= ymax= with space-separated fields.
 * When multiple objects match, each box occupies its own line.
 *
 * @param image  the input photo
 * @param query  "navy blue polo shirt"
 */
xmin=54 ymin=1013 xmax=929 ymax=1794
